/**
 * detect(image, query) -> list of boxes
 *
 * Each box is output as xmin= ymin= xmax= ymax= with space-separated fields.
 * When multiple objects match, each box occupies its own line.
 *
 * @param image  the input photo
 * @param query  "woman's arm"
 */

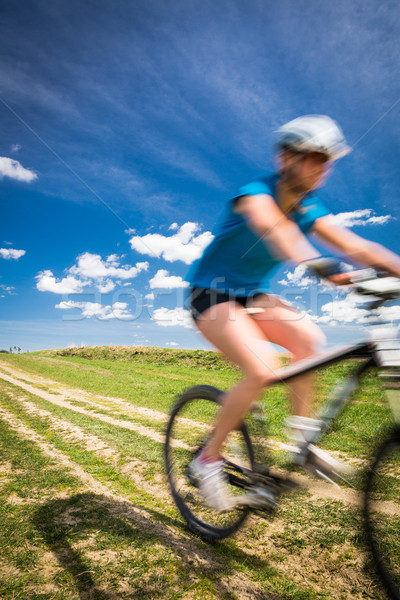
xmin=235 ymin=194 xmax=320 ymax=262
xmin=313 ymin=215 xmax=400 ymax=277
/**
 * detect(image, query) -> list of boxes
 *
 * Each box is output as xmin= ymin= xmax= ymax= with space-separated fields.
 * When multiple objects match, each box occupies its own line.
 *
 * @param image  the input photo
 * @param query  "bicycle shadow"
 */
xmin=33 ymin=492 xmax=278 ymax=599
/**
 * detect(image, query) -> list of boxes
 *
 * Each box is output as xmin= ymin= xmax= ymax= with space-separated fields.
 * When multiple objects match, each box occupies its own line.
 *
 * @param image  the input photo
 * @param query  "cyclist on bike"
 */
xmin=186 ymin=114 xmax=400 ymax=511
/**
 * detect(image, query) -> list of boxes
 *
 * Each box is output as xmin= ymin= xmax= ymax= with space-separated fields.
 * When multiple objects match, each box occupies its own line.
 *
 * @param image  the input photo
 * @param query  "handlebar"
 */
xmin=303 ymin=258 xmax=400 ymax=301
xmin=347 ymin=271 xmax=400 ymax=300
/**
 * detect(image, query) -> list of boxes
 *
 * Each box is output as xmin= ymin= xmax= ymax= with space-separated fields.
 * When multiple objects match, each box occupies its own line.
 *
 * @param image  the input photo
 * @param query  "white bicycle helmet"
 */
xmin=275 ymin=115 xmax=351 ymax=160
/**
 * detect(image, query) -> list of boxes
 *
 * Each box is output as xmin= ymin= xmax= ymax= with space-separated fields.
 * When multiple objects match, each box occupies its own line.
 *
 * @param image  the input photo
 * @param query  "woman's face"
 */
xmin=280 ymin=150 xmax=333 ymax=193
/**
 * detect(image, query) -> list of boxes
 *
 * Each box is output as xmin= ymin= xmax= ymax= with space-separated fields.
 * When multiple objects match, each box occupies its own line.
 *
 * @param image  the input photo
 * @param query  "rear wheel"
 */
xmin=364 ymin=428 xmax=400 ymax=599
xmin=165 ymin=385 xmax=254 ymax=541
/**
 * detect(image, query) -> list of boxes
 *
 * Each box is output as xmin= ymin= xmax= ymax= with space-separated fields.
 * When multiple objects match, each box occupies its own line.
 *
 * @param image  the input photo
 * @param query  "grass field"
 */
xmin=0 ymin=346 xmax=397 ymax=599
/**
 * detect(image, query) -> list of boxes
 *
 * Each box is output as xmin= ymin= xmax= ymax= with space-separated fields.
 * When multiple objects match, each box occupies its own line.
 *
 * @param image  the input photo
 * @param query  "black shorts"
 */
xmin=189 ymin=287 xmax=261 ymax=321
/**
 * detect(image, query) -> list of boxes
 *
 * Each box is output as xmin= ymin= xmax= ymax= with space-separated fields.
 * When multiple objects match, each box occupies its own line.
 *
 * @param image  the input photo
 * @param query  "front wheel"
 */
xmin=364 ymin=428 xmax=400 ymax=599
xmin=165 ymin=385 xmax=254 ymax=541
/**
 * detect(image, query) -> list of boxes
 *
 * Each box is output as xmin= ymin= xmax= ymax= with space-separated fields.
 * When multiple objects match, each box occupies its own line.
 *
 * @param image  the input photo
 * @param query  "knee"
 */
xmin=244 ymin=369 xmax=273 ymax=390
xmin=292 ymin=328 xmax=326 ymax=360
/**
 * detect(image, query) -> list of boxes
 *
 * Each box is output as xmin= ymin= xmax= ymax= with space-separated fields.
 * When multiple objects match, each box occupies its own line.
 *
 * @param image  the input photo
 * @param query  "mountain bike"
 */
xmin=164 ymin=271 xmax=400 ymax=599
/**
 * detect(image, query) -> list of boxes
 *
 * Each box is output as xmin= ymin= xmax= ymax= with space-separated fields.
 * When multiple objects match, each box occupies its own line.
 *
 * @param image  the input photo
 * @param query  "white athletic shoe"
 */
xmin=189 ymin=454 xmax=236 ymax=511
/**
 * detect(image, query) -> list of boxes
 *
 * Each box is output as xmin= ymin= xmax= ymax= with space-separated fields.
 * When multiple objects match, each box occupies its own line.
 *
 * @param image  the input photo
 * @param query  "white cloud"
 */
xmin=106 ymin=254 xmax=121 ymax=265
xmin=152 ymin=306 xmax=193 ymax=328
xmin=97 ymin=279 xmax=116 ymax=293
xmin=0 ymin=285 xmax=16 ymax=296
xmin=55 ymin=300 xmax=133 ymax=320
xmin=166 ymin=341 xmax=179 ymax=346
xmin=36 ymin=252 xmax=149 ymax=294
xmin=328 ymin=209 xmax=392 ymax=228
xmin=312 ymin=292 xmax=400 ymax=325
xmin=129 ymin=222 xmax=213 ymax=264
xmin=69 ymin=252 xmax=148 ymax=281
xmin=36 ymin=271 xmax=84 ymax=294
xmin=278 ymin=261 xmax=353 ymax=291
xmin=149 ymin=269 xmax=189 ymax=289
xmin=0 ymin=248 xmax=26 ymax=260
xmin=0 ymin=157 xmax=37 ymax=182
xmin=278 ymin=264 xmax=315 ymax=288
xmin=314 ymin=296 xmax=369 ymax=325
xmin=10 ymin=144 xmax=21 ymax=153
xmin=145 ymin=292 xmax=155 ymax=300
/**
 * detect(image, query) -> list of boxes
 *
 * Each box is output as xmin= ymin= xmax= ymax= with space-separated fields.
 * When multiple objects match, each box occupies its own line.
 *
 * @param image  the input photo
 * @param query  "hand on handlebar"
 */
xmin=328 ymin=270 xmax=373 ymax=285
xmin=326 ymin=272 xmax=353 ymax=285
xmin=303 ymin=258 xmax=375 ymax=286
xmin=302 ymin=258 xmax=400 ymax=302
xmin=302 ymin=257 xmax=347 ymax=282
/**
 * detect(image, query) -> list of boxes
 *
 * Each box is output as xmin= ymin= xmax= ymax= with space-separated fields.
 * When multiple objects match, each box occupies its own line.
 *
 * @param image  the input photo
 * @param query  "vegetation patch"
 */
xmin=0 ymin=348 xmax=396 ymax=599
xmin=53 ymin=345 xmax=236 ymax=369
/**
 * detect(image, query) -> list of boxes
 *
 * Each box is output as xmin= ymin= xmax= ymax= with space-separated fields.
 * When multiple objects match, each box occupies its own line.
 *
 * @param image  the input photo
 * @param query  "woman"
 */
xmin=186 ymin=115 xmax=400 ymax=511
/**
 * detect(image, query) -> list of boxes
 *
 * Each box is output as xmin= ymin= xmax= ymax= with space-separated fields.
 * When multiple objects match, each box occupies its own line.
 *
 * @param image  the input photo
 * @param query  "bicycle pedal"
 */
xmin=235 ymin=485 xmax=277 ymax=510
xmin=248 ymin=466 xmax=298 ymax=495
xmin=252 ymin=462 xmax=271 ymax=476
xmin=185 ymin=470 xmax=199 ymax=488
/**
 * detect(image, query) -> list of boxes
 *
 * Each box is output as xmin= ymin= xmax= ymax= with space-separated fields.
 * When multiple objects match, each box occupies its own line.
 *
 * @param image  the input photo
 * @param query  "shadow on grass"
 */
xmin=33 ymin=493 xmax=278 ymax=600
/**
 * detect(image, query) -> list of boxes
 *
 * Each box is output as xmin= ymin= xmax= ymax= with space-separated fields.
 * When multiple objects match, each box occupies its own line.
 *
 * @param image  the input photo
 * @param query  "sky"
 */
xmin=1 ymin=0 xmax=400 ymax=352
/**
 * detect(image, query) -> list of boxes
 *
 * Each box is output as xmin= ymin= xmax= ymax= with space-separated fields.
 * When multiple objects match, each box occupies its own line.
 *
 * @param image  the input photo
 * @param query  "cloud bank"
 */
xmin=36 ymin=252 xmax=149 ymax=294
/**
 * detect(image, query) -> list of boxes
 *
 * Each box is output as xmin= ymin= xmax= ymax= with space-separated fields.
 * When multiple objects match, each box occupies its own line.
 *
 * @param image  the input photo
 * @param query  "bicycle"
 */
xmin=164 ymin=271 xmax=400 ymax=599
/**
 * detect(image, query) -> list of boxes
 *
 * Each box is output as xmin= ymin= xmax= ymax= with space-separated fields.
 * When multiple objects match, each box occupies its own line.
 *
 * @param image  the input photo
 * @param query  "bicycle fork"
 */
xmin=294 ymin=360 xmax=374 ymax=483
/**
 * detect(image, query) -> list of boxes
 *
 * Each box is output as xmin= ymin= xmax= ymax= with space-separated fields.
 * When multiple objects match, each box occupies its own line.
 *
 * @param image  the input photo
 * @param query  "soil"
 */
xmin=0 ymin=361 xmax=397 ymax=600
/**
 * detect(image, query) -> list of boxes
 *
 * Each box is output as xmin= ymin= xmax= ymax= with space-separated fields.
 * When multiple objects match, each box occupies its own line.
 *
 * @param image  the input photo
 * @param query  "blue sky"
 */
xmin=1 ymin=0 xmax=400 ymax=352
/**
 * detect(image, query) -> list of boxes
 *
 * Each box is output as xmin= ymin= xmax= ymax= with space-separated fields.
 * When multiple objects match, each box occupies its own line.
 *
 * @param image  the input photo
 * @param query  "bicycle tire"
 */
xmin=165 ymin=385 xmax=254 ymax=541
xmin=364 ymin=428 xmax=400 ymax=600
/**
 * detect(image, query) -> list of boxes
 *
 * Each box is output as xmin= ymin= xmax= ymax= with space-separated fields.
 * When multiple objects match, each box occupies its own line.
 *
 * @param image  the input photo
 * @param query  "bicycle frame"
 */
xmin=165 ymin=274 xmax=400 ymax=596
xmin=265 ymin=336 xmax=400 ymax=451
xmin=220 ymin=337 xmax=400 ymax=499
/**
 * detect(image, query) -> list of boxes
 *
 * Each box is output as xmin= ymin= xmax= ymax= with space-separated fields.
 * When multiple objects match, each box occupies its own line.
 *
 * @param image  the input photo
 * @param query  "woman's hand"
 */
xmin=327 ymin=272 xmax=353 ymax=285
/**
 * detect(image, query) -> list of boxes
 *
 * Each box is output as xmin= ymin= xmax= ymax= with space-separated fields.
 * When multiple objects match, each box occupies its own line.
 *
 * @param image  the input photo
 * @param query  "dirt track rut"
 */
xmin=0 ymin=362 xmax=399 ymax=516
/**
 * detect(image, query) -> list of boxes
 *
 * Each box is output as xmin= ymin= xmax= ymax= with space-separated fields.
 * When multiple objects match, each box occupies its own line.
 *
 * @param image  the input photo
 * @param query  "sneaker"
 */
xmin=189 ymin=454 xmax=236 ymax=511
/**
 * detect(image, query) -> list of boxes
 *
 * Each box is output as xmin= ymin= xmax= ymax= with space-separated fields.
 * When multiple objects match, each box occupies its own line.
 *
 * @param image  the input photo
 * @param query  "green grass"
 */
xmin=0 ymin=347 xmax=393 ymax=458
xmin=0 ymin=346 xmax=398 ymax=599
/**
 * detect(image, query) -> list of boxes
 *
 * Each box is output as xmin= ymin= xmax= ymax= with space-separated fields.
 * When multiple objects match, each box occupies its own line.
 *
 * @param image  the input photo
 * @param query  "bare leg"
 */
xmin=195 ymin=302 xmax=279 ymax=460
xmin=194 ymin=295 xmax=350 ymax=490
xmin=288 ymin=373 xmax=315 ymax=417
xmin=195 ymin=296 xmax=326 ymax=461
xmin=248 ymin=295 xmax=326 ymax=418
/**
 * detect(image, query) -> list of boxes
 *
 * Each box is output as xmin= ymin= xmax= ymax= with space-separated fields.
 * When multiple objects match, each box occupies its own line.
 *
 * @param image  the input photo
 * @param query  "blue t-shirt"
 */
xmin=187 ymin=173 xmax=331 ymax=296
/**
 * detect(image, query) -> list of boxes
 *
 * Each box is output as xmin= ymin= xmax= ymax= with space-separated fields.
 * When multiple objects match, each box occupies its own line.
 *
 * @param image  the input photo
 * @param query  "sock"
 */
xmin=285 ymin=416 xmax=322 ymax=443
xmin=197 ymin=448 xmax=222 ymax=464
